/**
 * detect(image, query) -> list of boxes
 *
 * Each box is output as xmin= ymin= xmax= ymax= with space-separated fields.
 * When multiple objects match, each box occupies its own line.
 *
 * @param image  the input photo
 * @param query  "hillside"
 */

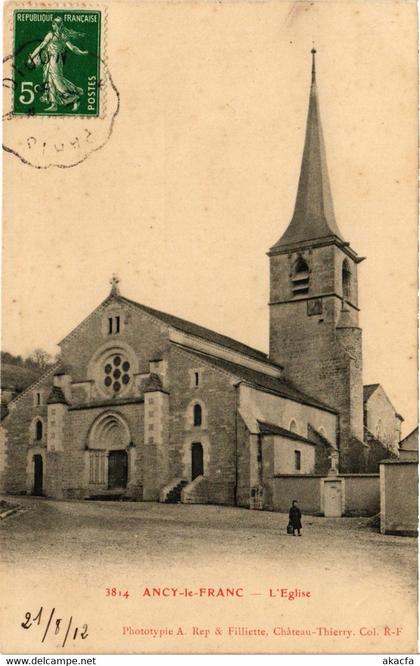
xmin=1 ymin=363 xmax=42 ymax=393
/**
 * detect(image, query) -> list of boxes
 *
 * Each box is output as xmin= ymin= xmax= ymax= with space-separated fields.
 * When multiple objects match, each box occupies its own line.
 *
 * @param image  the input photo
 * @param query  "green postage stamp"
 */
xmin=13 ymin=9 xmax=101 ymax=116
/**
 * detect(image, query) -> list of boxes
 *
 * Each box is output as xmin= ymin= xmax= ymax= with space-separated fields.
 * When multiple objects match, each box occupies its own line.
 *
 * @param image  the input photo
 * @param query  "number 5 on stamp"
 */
xmin=13 ymin=9 xmax=101 ymax=116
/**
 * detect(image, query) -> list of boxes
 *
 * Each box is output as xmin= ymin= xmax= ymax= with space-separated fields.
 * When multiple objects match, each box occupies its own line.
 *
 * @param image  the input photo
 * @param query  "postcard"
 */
xmin=1 ymin=0 xmax=418 ymax=655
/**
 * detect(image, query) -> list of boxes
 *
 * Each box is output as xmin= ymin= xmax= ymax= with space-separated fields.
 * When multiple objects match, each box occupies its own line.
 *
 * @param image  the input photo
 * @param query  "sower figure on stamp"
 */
xmin=288 ymin=500 xmax=302 ymax=537
xmin=27 ymin=17 xmax=88 ymax=112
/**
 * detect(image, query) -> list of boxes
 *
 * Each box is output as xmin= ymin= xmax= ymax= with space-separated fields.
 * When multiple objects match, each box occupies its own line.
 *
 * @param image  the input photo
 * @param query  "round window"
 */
xmin=102 ymin=353 xmax=131 ymax=395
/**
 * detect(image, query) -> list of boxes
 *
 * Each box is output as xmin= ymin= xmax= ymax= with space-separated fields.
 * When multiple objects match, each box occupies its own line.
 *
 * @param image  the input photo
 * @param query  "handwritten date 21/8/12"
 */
xmin=21 ymin=607 xmax=88 ymax=648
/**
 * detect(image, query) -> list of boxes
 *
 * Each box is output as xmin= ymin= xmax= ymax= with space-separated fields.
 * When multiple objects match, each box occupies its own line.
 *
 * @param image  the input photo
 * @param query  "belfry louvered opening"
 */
xmin=291 ymin=255 xmax=310 ymax=296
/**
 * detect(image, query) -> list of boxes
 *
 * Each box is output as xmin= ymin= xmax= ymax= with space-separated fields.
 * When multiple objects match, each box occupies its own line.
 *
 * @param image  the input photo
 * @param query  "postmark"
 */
xmin=13 ymin=9 xmax=101 ymax=117
xmin=3 ymin=3 xmax=120 ymax=168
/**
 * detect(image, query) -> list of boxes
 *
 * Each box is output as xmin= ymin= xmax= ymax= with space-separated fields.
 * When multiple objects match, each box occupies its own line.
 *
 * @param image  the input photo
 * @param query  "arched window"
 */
xmin=291 ymin=255 xmax=309 ymax=296
xmin=35 ymin=420 xmax=43 ymax=441
xmin=289 ymin=419 xmax=298 ymax=434
xmin=342 ymin=259 xmax=351 ymax=300
xmin=193 ymin=404 xmax=202 ymax=427
xmin=375 ymin=419 xmax=383 ymax=440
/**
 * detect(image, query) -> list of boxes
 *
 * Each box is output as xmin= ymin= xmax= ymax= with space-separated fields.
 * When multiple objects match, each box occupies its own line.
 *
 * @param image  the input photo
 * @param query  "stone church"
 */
xmin=0 ymin=51 xmax=402 ymax=508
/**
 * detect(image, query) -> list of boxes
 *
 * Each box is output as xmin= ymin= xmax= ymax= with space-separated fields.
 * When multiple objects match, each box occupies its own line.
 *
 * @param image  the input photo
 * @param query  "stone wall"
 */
xmin=269 ymin=243 xmax=364 ymax=470
xmin=59 ymin=300 xmax=170 ymax=388
xmin=2 ymin=302 xmax=240 ymax=505
xmin=365 ymin=386 xmax=401 ymax=453
xmin=1 ymin=298 xmax=168 ymax=497
xmin=143 ymin=389 xmax=169 ymax=500
xmin=340 ymin=474 xmax=380 ymax=516
xmin=63 ymin=402 xmax=144 ymax=498
xmin=266 ymin=435 xmax=315 ymax=475
xmin=236 ymin=414 xmax=251 ymax=507
xmin=380 ymin=461 xmax=418 ymax=535
xmin=182 ymin=476 xmax=208 ymax=504
xmin=269 ymin=299 xmax=362 ymax=439
xmin=270 ymin=475 xmax=322 ymax=513
xmin=167 ymin=346 xmax=237 ymax=505
xmin=1 ymin=370 xmax=53 ymax=495
xmin=269 ymin=474 xmax=379 ymax=516
xmin=248 ymin=385 xmax=337 ymax=445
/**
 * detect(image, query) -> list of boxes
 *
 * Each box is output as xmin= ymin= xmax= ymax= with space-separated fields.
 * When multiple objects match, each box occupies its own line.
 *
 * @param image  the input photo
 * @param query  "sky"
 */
xmin=2 ymin=0 xmax=418 ymax=436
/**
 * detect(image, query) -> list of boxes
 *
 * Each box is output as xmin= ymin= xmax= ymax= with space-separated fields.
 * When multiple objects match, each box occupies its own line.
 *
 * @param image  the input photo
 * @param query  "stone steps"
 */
xmin=181 ymin=476 xmax=208 ymax=504
xmin=162 ymin=479 xmax=188 ymax=503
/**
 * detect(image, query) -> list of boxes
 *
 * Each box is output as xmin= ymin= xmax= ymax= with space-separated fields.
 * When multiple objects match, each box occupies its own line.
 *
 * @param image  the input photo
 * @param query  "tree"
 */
xmin=1 ymin=351 xmax=24 ymax=367
xmin=27 ymin=348 xmax=53 ymax=371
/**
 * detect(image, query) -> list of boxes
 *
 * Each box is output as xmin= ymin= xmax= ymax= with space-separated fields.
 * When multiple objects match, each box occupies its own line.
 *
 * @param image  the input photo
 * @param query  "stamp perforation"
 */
xmin=6 ymin=1 xmax=108 ymax=119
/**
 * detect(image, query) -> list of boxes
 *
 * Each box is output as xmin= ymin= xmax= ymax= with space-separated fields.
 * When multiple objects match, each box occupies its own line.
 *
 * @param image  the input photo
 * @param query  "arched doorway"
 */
xmin=88 ymin=412 xmax=131 ymax=490
xmin=33 ymin=454 xmax=43 ymax=495
xmin=108 ymin=450 xmax=128 ymax=489
xmin=191 ymin=443 xmax=204 ymax=480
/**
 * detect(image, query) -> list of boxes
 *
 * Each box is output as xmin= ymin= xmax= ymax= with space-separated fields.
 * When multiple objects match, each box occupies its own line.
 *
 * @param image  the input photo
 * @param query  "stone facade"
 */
xmin=380 ymin=460 xmax=418 ymax=536
xmin=399 ymin=427 xmax=418 ymax=462
xmin=268 ymin=474 xmax=379 ymax=516
xmin=363 ymin=384 xmax=403 ymax=455
xmin=379 ymin=431 xmax=417 ymax=536
xmin=0 ymin=51 xmax=406 ymax=510
xmin=166 ymin=345 xmax=238 ymax=505
xmin=268 ymin=146 xmax=365 ymax=472
xmin=2 ymin=287 xmax=340 ymax=508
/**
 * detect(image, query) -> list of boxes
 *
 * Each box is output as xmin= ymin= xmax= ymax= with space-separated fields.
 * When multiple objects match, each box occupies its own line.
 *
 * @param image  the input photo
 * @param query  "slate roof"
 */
xmin=173 ymin=344 xmax=336 ymax=414
xmin=307 ymin=423 xmax=338 ymax=450
xmin=363 ymin=384 xmax=380 ymax=402
xmin=119 ymin=295 xmax=270 ymax=363
xmin=400 ymin=427 xmax=418 ymax=451
xmin=47 ymin=386 xmax=68 ymax=405
xmin=69 ymin=397 xmax=144 ymax=411
xmin=143 ymin=373 xmax=164 ymax=393
xmin=270 ymin=51 xmax=344 ymax=253
xmin=380 ymin=458 xmax=417 ymax=465
xmin=53 ymin=365 xmax=72 ymax=376
xmin=258 ymin=420 xmax=316 ymax=445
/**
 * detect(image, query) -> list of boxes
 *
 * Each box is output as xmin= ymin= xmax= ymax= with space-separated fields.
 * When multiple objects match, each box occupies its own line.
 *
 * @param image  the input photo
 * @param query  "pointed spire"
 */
xmin=270 ymin=49 xmax=344 ymax=252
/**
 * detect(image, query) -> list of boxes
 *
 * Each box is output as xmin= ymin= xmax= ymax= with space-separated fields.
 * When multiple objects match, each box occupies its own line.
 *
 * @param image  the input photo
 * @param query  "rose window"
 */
xmin=103 ymin=354 xmax=131 ymax=395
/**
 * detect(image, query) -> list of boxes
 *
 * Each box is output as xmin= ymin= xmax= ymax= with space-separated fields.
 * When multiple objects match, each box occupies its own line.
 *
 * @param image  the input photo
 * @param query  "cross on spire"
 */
xmin=110 ymin=273 xmax=121 ymax=296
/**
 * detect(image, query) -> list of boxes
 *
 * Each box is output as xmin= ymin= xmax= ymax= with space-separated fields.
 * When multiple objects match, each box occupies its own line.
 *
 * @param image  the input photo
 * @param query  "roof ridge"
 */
xmin=172 ymin=343 xmax=337 ymax=414
xmin=119 ymin=295 xmax=269 ymax=362
xmin=257 ymin=420 xmax=315 ymax=445
xmin=308 ymin=423 xmax=338 ymax=450
xmin=7 ymin=362 xmax=62 ymax=407
xmin=400 ymin=426 xmax=418 ymax=445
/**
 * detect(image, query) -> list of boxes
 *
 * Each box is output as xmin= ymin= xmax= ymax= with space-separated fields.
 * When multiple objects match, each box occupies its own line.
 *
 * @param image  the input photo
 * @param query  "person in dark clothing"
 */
xmin=289 ymin=500 xmax=302 ymax=536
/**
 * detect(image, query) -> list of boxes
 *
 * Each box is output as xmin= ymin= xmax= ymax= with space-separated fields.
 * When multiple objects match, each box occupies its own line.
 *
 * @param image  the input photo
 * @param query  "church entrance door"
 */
xmin=108 ymin=450 xmax=128 ymax=489
xmin=191 ymin=443 xmax=204 ymax=480
xmin=33 ymin=454 xmax=43 ymax=495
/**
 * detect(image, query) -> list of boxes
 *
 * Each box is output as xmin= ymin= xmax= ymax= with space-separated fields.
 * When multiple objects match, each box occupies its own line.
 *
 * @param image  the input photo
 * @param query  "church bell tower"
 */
xmin=268 ymin=49 xmax=365 ymax=470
